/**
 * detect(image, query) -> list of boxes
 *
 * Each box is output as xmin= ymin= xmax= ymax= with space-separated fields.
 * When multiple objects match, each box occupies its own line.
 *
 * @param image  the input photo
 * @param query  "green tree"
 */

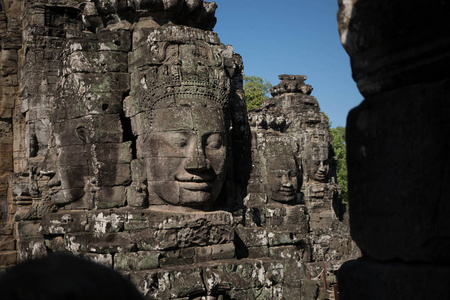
xmin=329 ymin=126 xmax=348 ymax=204
xmin=243 ymin=75 xmax=272 ymax=110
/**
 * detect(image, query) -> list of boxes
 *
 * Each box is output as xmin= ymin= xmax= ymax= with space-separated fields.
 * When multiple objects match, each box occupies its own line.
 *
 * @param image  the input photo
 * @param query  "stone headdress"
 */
xmin=124 ymin=25 xmax=234 ymax=132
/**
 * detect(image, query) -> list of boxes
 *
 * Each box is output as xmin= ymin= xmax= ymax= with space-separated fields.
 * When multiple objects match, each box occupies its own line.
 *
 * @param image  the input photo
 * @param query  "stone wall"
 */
xmin=0 ymin=1 xmax=357 ymax=299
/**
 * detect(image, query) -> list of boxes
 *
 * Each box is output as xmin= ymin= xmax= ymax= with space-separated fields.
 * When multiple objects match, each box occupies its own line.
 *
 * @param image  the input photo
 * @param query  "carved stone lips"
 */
xmin=278 ymin=188 xmax=294 ymax=196
xmin=178 ymin=181 xmax=213 ymax=191
xmin=315 ymin=173 xmax=326 ymax=180
xmin=279 ymin=191 xmax=294 ymax=196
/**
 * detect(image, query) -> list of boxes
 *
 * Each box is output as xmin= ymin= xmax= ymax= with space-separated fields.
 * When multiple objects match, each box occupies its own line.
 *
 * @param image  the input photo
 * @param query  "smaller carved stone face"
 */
xmin=140 ymin=107 xmax=227 ymax=209
xmin=265 ymin=155 xmax=299 ymax=203
xmin=307 ymin=158 xmax=329 ymax=183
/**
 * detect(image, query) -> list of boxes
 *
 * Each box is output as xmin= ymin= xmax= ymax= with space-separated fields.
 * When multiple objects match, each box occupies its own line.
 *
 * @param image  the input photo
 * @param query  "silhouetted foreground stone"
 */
xmin=0 ymin=253 xmax=145 ymax=300
xmin=338 ymin=0 xmax=450 ymax=299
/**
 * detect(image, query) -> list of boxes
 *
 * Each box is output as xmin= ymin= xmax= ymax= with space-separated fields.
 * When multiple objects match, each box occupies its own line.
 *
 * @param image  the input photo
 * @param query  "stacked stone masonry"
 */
xmin=0 ymin=1 xmax=358 ymax=299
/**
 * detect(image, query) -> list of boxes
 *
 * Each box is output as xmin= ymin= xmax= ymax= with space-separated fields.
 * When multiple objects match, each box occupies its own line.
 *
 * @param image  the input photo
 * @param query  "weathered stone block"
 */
xmin=0 ymin=251 xmax=17 ymax=267
xmin=177 ymin=226 xmax=209 ymax=248
xmin=159 ymin=249 xmax=194 ymax=267
xmin=125 ymin=185 xmax=148 ymax=208
xmin=209 ymin=225 xmax=234 ymax=245
xmin=130 ymin=267 xmax=206 ymax=299
xmin=47 ymin=235 xmax=65 ymax=252
xmin=235 ymin=226 xmax=268 ymax=247
xmin=0 ymin=223 xmax=12 ymax=235
xmin=244 ymin=206 xmax=265 ymax=227
xmin=131 ymin=228 xmax=178 ymax=251
xmin=66 ymin=31 xmax=131 ymax=53
xmin=17 ymin=237 xmax=46 ymax=261
xmin=96 ymin=186 xmax=127 ymax=209
xmin=147 ymin=209 xmax=233 ymax=229
xmin=114 ymin=251 xmax=159 ymax=271
xmin=95 ymin=142 xmax=132 ymax=164
xmin=301 ymin=279 xmax=320 ymax=300
xmin=269 ymin=245 xmax=301 ymax=261
xmin=211 ymin=243 xmax=235 ymax=260
xmin=40 ymin=211 xmax=88 ymax=235
xmin=88 ymin=211 xmax=126 ymax=234
xmin=0 ymin=237 xmax=15 ymax=251
xmin=64 ymin=73 xmax=130 ymax=94
xmin=244 ymin=193 xmax=266 ymax=206
xmin=247 ymin=246 xmax=269 ymax=258
xmin=130 ymin=159 xmax=147 ymax=184
xmin=194 ymin=245 xmax=212 ymax=263
xmin=53 ymin=115 xmax=123 ymax=146
xmin=267 ymin=230 xmax=306 ymax=247
xmin=124 ymin=218 xmax=149 ymax=231
xmin=205 ymin=260 xmax=270 ymax=291
xmin=97 ymin=163 xmax=131 ymax=187
xmin=65 ymin=232 xmax=135 ymax=254
xmin=61 ymin=92 xmax=124 ymax=119
xmin=66 ymin=51 xmax=128 ymax=73
xmin=16 ymin=220 xmax=41 ymax=238
xmin=83 ymin=253 xmax=113 ymax=268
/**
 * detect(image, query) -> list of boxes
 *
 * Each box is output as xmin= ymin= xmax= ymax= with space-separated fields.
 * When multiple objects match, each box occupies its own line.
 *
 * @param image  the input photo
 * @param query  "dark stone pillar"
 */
xmin=337 ymin=0 xmax=450 ymax=298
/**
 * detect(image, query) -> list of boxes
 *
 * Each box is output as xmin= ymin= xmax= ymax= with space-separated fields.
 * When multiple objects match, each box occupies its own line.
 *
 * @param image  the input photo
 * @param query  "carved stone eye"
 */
xmin=76 ymin=125 xmax=89 ymax=144
xmin=205 ymin=133 xmax=223 ymax=149
xmin=166 ymin=132 xmax=189 ymax=149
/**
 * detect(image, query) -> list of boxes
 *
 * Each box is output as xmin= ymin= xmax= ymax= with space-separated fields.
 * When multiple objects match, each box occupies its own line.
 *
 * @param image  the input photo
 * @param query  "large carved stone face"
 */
xmin=48 ymin=121 xmax=95 ymax=206
xmin=139 ymin=106 xmax=227 ymax=209
xmin=307 ymin=158 xmax=329 ymax=183
xmin=265 ymin=155 xmax=299 ymax=203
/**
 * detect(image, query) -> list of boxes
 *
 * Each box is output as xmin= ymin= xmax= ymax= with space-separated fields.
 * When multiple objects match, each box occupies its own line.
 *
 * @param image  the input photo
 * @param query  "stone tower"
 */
xmin=0 ymin=1 xmax=356 ymax=299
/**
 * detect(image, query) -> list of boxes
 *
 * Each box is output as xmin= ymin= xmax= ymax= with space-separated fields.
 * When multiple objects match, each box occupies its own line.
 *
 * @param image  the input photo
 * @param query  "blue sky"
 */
xmin=214 ymin=0 xmax=362 ymax=128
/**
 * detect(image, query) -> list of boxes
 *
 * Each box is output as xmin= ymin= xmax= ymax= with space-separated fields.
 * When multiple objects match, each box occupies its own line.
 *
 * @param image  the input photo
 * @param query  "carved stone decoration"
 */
xmin=0 ymin=1 xmax=358 ymax=299
xmin=270 ymin=74 xmax=313 ymax=97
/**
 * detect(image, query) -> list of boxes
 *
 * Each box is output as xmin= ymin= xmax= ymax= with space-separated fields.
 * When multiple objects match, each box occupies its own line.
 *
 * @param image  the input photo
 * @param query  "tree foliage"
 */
xmin=243 ymin=75 xmax=272 ymax=110
xmin=329 ymin=126 xmax=348 ymax=204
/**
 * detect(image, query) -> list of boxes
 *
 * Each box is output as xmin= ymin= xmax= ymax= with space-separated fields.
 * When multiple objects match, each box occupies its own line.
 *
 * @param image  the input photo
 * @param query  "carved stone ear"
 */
xmin=75 ymin=125 xmax=89 ymax=144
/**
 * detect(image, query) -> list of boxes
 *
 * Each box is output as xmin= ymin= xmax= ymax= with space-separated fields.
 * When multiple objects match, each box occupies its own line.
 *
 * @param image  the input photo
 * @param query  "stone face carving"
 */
xmin=125 ymin=24 xmax=234 ymax=210
xmin=0 ymin=1 xmax=358 ymax=299
xmin=264 ymin=143 xmax=300 ymax=204
xmin=140 ymin=106 xmax=228 ymax=208
xmin=307 ymin=158 xmax=329 ymax=183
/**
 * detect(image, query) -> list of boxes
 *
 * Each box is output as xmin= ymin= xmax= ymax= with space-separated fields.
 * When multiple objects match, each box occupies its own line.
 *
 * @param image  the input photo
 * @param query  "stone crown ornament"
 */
xmin=138 ymin=74 xmax=231 ymax=112
xmin=126 ymin=25 xmax=233 ymax=128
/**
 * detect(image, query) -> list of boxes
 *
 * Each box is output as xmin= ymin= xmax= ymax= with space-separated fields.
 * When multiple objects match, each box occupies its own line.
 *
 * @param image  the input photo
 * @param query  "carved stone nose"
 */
xmin=184 ymin=139 xmax=209 ymax=171
xmin=47 ymin=172 xmax=61 ymax=187
xmin=281 ymin=174 xmax=292 ymax=187
xmin=318 ymin=162 xmax=325 ymax=171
